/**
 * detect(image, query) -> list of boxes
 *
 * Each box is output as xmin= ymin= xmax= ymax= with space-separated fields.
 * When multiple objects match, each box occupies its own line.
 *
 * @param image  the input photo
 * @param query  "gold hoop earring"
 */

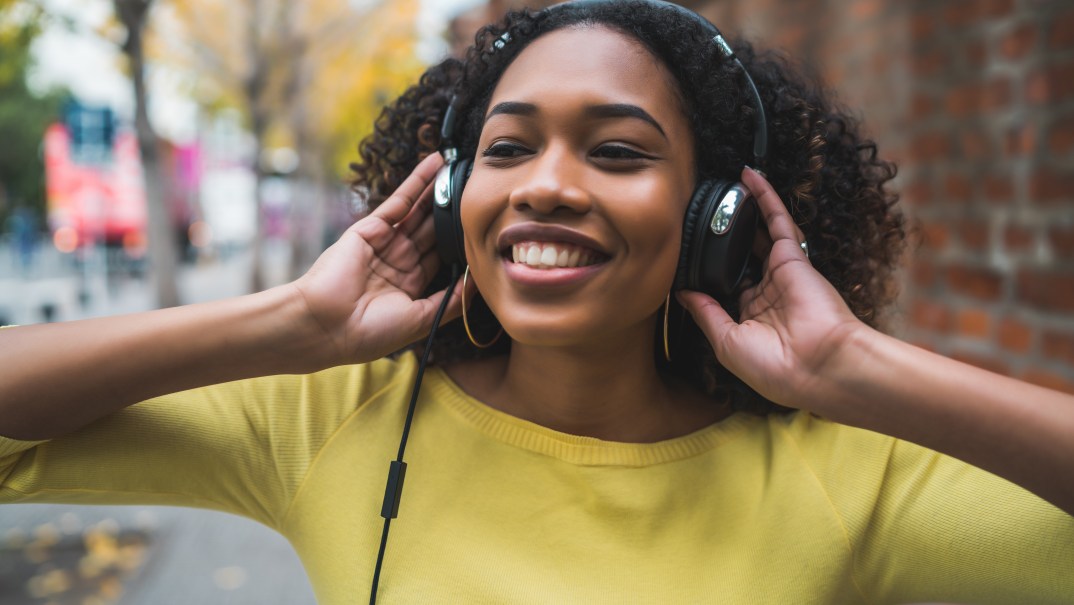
xmin=462 ymin=265 xmax=503 ymax=349
xmin=662 ymin=293 xmax=672 ymax=363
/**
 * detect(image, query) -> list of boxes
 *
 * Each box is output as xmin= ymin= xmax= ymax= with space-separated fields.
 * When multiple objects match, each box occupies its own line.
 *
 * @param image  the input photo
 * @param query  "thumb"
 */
xmin=416 ymin=279 xmax=466 ymax=337
xmin=677 ymin=290 xmax=737 ymax=356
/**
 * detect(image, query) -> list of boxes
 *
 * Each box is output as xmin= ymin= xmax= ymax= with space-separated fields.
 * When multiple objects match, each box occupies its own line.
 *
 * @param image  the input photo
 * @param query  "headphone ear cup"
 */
xmin=674 ymin=180 xmax=759 ymax=299
xmin=450 ymin=158 xmax=471 ymax=264
xmin=674 ymin=180 xmax=720 ymax=293
xmin=432 ymin=158 xmax=472 ymax=269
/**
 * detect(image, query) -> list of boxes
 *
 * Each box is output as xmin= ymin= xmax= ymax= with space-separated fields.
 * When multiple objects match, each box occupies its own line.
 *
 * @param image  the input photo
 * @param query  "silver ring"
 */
xmin=799 ymin=240 xmax=809 ymax=258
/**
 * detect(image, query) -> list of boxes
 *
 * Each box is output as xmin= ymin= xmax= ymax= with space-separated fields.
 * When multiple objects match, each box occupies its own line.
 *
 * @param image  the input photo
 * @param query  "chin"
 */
xmin=495 ymin=303 xmax=654 ymax=351
xmin=499 ymin=317 xmax=588 ymax=348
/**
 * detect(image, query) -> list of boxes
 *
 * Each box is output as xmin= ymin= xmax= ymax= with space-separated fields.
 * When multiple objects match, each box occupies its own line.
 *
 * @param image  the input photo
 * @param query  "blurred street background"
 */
xmin=1 ymin=0 xmax=1074 ymax=603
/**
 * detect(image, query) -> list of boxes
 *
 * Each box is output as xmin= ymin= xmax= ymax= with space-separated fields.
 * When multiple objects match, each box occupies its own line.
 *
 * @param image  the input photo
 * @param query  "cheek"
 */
xmin=458 ymin=170 xmax=504 ymax=260
xmin=635 ymin=187 xmax=694 ymax=293
xmin=617 ymin=182 xmax=690 ymax=260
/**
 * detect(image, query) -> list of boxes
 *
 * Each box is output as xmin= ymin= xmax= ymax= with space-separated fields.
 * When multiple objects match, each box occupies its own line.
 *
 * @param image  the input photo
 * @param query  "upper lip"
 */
xmin=497 ymin=223 xmax=610 ymax=256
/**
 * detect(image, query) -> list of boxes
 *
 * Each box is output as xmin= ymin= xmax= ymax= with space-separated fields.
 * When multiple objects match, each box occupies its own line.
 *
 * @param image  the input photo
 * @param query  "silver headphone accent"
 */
xmin=710 ymin=184 xmax=749 ymax=235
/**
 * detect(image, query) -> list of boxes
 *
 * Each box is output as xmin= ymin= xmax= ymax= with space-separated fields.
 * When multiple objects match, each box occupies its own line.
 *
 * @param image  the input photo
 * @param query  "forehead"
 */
xmin=487 ymin=25 xmax=687 ymax=127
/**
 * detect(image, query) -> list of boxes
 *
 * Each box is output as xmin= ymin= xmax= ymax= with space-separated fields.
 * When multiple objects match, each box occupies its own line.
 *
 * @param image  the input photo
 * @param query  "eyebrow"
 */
xmin=585 ymin=104 xmax=666 ymax=139
xmin=484 ymin=101 xmax=667 ymax=139
xmin=485 ymin=101 xmax=538 ymax=121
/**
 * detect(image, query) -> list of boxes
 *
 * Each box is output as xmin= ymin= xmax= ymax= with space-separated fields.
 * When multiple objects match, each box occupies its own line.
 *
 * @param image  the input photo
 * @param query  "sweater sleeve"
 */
xmin=0 ymin=354 xmax=416 ymax=529
xmin=783 ymin=413 xmax=1074 ymax=605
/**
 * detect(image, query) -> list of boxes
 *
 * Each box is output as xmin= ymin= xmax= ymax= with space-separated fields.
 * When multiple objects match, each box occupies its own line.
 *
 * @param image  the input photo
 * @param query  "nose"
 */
xmin=508 ymin=144 xmax=592 ymax=215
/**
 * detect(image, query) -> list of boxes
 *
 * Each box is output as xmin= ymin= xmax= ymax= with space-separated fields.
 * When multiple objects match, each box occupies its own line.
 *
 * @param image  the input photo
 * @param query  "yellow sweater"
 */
xmin=2 ymin=353 xmax=1072 ymax=604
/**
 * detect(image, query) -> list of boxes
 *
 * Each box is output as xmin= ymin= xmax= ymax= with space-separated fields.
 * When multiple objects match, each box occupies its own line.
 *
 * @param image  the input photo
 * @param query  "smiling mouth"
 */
xmin=507 ymin=241 xmax=608 ymax=269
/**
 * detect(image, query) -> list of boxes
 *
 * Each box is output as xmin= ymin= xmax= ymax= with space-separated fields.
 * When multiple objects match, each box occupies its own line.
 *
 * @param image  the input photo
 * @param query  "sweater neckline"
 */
xmin=424 ymin=365 xmax=755 ymax=467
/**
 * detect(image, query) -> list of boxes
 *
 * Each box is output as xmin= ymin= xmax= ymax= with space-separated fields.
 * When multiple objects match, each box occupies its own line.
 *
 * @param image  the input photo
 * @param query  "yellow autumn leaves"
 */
xmin=146 ymin=0 xmax=427 ymax=179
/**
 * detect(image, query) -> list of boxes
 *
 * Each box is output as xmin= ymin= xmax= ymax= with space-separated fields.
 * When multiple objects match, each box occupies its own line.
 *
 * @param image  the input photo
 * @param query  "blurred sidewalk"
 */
xmin=0 ymin=240 xmax=316 ymax=604
xmin=0 ymin=505 xmax=315 ymax=604
xmin=0 ymin=238 xmax=292 ymax=325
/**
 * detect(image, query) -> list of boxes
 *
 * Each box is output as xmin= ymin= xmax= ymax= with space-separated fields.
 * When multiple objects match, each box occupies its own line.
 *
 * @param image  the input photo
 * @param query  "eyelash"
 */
xmin=481 ymin=143 xmax=654 ymax=162
xmin=592 ymin=145 xmax=651 ymax=160
xmin=481 ymin=142 xmax=530 ymax=158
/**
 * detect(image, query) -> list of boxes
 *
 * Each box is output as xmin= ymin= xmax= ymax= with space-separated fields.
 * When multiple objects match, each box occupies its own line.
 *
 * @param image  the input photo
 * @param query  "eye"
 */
xmin=593 ymin=144 xmax=654 ymax=160
xmin=481 ymin=142 xmax=531 ymax=159
xmin=591 ymin=144 xmax=656 ymax=164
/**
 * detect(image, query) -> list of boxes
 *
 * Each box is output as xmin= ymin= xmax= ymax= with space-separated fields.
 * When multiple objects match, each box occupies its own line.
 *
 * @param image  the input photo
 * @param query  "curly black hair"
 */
xmin=350 ymin=1 xmax=906 ymax=415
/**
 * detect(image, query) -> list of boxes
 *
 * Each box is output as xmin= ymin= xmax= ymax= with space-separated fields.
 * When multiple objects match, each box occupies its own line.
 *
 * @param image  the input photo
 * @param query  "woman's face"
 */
xmin=460 ymin=25 xmax=696 ymax=347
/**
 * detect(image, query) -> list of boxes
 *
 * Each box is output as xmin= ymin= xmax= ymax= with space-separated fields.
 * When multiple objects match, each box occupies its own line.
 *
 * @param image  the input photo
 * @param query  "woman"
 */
xmin=2 ymin=2 xmax=1072 ymax=603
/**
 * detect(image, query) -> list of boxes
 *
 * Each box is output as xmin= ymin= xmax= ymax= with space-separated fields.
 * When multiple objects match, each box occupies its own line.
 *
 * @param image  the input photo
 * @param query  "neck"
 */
xmin=459 ymin=320 xmax=726 ymax=442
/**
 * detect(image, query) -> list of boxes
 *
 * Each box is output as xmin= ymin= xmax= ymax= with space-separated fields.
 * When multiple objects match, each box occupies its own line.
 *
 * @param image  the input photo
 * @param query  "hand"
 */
xmin=677 ymin=167 xmax=867 ymax=410
xmin=291 ymin=153 xmax=462 ymax=365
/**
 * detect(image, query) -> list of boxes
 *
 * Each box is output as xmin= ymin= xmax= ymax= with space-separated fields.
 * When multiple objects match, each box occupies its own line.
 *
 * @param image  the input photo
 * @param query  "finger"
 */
xmin=676 ymin=290 xmax=736 ymax=360
xmin=441 ymin=273 xmax=469 ymax=323
xmin=351 ymin=187 xmax=434 ymax=260
xmin=380 ymin=217 xmax=440 ymax=277
xmin=349 ymin=215 xmax=397 ymax=254
xmin=417 ymin=248 xmax=442 ymax=290
xmin=397 ymin=177 xmax=437 ymax=236
xmin=399 ymin=246 xmax=450 ymax=301
xmin=371 ymin=153 xmax=445 ymax=224
xmin=412 ymin=273 xmax=471 ymax=338
xmin=411 ymin=214 xmax=437 ymax=256
xmin=752 ymin=222 xmax=773 ymax=260
xmin=368 ymin=257 xmax=410 ymax=289
xmin=741 ymin=167 xmax=806 ymax=252
xmin=738 ymin=281 xmax=777 ymax=321
xmin=415 ymin=281 xmax=466 ymax=335
xmin=378 ymin=232 xmax=423 ymax=274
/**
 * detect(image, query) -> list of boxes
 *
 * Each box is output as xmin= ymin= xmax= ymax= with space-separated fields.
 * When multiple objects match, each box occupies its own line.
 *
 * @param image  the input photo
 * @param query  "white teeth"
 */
xmin=510 ymin=242 xmax=602 ymax=269
xmin=526 ymin=246 xmax=541 ymax=266
xmin=540 ymin=247 xmax=558 ymax=267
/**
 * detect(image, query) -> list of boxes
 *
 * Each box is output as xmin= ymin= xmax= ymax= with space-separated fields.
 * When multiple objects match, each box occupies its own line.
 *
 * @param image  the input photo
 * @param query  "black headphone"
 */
xmin=431 ymin=0 xmax=769 ymax=300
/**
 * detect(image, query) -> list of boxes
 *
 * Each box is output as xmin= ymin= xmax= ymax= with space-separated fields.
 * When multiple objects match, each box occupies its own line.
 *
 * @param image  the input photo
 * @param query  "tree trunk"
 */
xmin=284 ymin=46 xmax=327 ymax=281
xmin=244 ymin=0 xmax=271 ymax=293
xmin=116 ymin=0 xmax=181 ymax=308
xmin=249 ymin=156 xmax=267 ymax=293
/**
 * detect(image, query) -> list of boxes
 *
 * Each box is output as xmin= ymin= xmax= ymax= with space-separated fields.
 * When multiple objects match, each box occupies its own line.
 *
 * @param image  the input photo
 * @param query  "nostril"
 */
xmin=509 ymin=185 xmax=593 ymax=215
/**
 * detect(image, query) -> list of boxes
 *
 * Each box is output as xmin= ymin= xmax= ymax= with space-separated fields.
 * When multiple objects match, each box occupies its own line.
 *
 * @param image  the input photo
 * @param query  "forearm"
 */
xmin=812 ymin=327 xmax=1074 ymax=516
xmin=0 ymin=284 xmax=331 ymax=440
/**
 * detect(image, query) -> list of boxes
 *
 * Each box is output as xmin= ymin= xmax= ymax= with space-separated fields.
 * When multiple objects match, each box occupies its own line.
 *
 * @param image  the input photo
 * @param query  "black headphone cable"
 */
xmin=368 ymin=265 xmax=461 ymax=605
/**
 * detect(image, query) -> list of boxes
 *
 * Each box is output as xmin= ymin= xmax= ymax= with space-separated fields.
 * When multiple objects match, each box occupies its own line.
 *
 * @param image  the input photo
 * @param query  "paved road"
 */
xmin=1 ymin=243 xmax=317 ymax=604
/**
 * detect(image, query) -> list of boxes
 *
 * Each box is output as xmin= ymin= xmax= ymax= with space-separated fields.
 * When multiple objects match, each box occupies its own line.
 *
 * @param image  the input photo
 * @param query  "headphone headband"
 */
xmin=439 ymin=0 xmax=769 ymax=170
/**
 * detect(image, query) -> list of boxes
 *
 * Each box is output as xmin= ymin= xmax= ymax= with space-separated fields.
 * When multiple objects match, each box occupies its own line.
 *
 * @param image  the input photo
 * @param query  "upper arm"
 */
xmin=785 ymin=414 xmax=1074 ymax=605
xmin=853 ymin=440 xmax=1074 ymax=605
xmin=0 ymin=362 xmax=384 ymax=529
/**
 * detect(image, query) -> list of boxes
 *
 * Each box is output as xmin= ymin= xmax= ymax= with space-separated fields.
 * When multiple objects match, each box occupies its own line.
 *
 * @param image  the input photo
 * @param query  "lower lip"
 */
xmin=501 ymin=257 xmax=606 ymax=287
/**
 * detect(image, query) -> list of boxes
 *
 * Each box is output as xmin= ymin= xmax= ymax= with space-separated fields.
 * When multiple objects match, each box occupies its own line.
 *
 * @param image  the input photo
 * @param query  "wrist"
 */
xmin=798 ymin=321 xmax=884 ymax=421
xmin=265 ymin=283 xmax=344 ymax=373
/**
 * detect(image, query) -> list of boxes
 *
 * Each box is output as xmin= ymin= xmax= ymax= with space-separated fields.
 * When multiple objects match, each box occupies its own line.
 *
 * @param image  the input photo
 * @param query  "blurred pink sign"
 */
xmin=44 ymin=123 xmax=148 ymax=246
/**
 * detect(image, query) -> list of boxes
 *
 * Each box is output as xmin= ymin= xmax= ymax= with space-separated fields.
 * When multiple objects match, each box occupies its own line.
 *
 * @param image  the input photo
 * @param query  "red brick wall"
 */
xmin=692 ymin=0 xmax=1074 ymax=393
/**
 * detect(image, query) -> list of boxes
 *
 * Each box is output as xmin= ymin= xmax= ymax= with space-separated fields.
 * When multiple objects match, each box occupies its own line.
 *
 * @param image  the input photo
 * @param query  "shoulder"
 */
xmin=772 ymin=413 xmax=1074 ymax=565
xmin=767 ymin=413 xmax=1057 ymax=527
xmin=766 ymin=411 xmax=897 ymax=474
xmin=768 ymin=411 xmax=1043 ymax=510
xmin=116 ymin=352 xmax=424 ymax=448
xmin=231 ymin=351 xmax=422 ymax=421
